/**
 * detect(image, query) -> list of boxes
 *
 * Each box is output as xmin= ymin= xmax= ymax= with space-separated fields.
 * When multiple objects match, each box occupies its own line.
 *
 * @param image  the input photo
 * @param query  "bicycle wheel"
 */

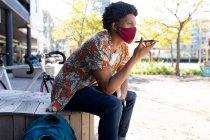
xmin=0 ymin=80 xmax=7 ymax=90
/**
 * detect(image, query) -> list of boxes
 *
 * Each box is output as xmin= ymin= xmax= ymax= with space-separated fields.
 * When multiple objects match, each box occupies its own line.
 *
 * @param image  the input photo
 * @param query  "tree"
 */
xmin=158 ymin=26 xmax=177 ymax=67
xmin=136 ymin=18 xmax=168 ymax=61
xmin=160 ymin=0 xmax=205 ymax=76
xmin=137 ymin=17 xmax=191 ymax=67
xmin=52 ymin=0 xmax=103 ymax=49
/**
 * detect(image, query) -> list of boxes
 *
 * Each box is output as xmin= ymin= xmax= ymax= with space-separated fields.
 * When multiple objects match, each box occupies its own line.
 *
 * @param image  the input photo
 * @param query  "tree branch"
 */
xmin=182 ymin=0 xmax=203 ymax=26
xmin=166 ymin=6 xmax=181 ymax=23
xmin=159 ymin=22 xmax=179 ymax=30
xmin=175 ymin=2 xmax=180 ymax=15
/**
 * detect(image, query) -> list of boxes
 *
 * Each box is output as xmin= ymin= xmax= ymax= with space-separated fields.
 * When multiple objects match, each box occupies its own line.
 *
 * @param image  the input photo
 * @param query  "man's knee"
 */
xmin=102 ymin=96 xmax=122 ymax=113
xmin=127 ymin=91 xmax=137 ymax=103
xmin=108 ymin=96 xmax=122 ymax=109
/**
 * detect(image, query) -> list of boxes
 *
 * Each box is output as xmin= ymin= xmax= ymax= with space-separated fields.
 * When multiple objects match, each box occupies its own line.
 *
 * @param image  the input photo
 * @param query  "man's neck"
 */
xmin=109 ymin=30 xmax=124 ymax=53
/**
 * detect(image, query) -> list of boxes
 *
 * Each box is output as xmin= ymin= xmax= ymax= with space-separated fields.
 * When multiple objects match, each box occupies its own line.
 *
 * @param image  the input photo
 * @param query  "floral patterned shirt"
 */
xmin=48 ymin=31 xmax=130 ymax=112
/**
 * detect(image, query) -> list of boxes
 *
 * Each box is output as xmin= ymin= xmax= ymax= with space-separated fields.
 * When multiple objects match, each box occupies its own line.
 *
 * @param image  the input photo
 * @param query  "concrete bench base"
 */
xmin=0 ymin=90 xmax=94 ymax=140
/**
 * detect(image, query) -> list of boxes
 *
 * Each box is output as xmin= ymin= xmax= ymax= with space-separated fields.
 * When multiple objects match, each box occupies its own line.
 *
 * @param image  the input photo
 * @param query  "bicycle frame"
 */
xmin=0 ymin=51 xmax=66 ymax=92
xmin=0 ymin=62 xmax=45 ymax=91
xmin=25 ymin=62 xmax=46 ymax=91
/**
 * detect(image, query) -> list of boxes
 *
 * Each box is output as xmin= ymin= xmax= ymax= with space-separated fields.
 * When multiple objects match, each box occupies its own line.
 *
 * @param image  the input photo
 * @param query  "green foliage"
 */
xmin=136 ymin=17 xmax=192 ymax=49
xmin=52 ymin=0 xmax=103 ymax=48
xmin=131 ymin=61 xmax=200 ymax=76
xmin=180 ymin=69 xmax=201 ymax=76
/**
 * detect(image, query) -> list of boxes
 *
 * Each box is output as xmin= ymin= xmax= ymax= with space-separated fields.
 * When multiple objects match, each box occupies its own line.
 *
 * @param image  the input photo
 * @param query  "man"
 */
xmin=48 ymin=1 xmax=156 ymax=140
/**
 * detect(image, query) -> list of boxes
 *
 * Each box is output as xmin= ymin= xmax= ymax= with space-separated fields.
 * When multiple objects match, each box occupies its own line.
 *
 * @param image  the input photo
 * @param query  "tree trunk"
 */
xmin=170 ymin=42 xmax=174 ymax=67
xmin=175 ymin=28 xmax=182 ymax=76
xmin=149 ymin=51 xmax=152 ymax=62
xmin=198 ymin=47 xmax=202 ymax=64
xmin=78 ymin=0 xmax=89 ymax=48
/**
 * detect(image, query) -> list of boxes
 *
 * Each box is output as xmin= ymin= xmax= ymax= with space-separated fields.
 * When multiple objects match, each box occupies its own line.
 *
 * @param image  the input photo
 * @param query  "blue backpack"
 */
xmin=23 ymin=114 xmax=77 ymax=140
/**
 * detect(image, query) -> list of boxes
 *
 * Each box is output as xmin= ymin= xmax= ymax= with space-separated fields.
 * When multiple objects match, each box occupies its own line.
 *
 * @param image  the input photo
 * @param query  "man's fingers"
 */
xmin=138 ymin=37 xmax=146 ymax=48
xmin=140 ymin=37 xmax=144 ymax=44
xmin=151 ymin=41 xmax=157 ymax=45
xmin=142 ymin=43 xmax=146 ymax=48
xmin=138 ymin=37 xmax=144 ymax=47
xmin=145 ymin=41 xmax=156 ymax=48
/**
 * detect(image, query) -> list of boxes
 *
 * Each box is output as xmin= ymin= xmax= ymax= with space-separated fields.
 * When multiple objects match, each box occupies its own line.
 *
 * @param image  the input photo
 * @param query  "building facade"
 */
xmin=191 ymin=20 xmax=210 ymax=60
xmin=0 ymin=0 xmax=50 ymax=65
xmin=0 ymin=0 xmax=37 ymax=65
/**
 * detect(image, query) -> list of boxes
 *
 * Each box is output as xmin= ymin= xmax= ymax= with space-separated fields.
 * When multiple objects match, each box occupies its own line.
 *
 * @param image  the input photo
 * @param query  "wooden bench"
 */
xmin=0 ymin=90 xmax=94 ymax=140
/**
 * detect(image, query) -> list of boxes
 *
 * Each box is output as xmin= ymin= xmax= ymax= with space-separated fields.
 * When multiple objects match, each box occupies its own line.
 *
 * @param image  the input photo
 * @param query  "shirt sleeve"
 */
xmin=117 ymin=44 xmax=130 ymax=70
xmin=85 ymin=38 xmax=110 ymax=70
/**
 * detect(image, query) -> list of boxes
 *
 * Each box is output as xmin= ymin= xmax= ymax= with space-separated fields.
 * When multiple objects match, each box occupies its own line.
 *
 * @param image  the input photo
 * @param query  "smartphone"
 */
xmin=135 ymin=40 xmax=159 ymax=43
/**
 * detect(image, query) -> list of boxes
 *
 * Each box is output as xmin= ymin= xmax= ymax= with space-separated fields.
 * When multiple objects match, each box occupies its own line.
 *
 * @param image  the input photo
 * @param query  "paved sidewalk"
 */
xmin=126 ymin=75 xmax=210 ymax=140
xmin=2 ymin=74 xmax=210 ymax=140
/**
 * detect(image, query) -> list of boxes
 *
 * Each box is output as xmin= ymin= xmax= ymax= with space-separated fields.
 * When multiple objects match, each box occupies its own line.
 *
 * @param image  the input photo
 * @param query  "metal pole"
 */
xmin=5 ymin=10 xmax=13 ymax=72
xmin=26 ymin=25 xmax=31 ymax=57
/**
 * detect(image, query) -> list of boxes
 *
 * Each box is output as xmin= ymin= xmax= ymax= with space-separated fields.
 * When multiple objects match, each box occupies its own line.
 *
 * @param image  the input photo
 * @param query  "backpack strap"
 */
xmin=44 ymin=114 xmax=60 ymax=123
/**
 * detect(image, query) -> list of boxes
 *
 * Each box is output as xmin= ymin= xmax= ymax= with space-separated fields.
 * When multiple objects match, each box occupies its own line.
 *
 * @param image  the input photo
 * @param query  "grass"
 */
xmin=131 ymin=61 xmax=200 ymax=76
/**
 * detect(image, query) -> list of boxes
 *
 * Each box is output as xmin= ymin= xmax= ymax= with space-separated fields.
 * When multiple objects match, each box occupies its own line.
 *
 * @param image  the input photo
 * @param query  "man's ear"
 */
xmin=111 ymin=22 xmax=118 ymax=31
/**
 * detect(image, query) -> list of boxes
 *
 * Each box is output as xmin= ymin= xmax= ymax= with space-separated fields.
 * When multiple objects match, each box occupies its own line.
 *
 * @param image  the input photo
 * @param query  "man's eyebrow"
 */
xmin=128 ymin=21 xmax=136 ymax=25
xmin=127 ymin=21 xmax=134 ymax=24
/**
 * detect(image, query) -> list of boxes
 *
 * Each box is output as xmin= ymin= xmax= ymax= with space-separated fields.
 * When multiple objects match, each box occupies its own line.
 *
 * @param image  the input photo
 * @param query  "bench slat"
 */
xmin=82 ymin=112 xmax=90 ymax=140
xmin=0 ymin=93 xmax=49 ymax=103
xmin=0 ymin=93 xmax=36 ymax=101
xmin=70 ymin=112 xmax=82 ymax=140
xmin=0 ymin=100 xmax=21 ymax=113
xmin=89 ymin=114 xmax=94 ymax=140
xmin=14 ymin=101 xmax=40 ymax=114
xmin=25 ymin=116 xmax=37 ymax=130
xmin=35 ymin=102 xmax=52 ymax=115
xmin=13 ymin=115 xmax=26 ymax=140
xmin=0 ymin=116 xmax=13 ymax=139
xmin=0 ymin=100 xmax=6 ymax=106
xmin=0 ymin=91 xmax=27 ymax=97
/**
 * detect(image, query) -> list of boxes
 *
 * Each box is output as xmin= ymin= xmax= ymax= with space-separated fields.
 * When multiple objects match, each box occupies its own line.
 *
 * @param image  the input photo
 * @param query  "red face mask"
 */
xmin=117 ymin=27 xmax=137 ymax=44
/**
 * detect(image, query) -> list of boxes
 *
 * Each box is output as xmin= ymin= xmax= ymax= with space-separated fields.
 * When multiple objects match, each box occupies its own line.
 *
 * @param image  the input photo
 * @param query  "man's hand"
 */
xmin=132 ymin=37 xmax=157 ymax=60
xmin=116 ymin=79 xmax=128 ymax=100
xmin=116 ymin=89 xmax=127 ymax=100
xmin=116 ymin=89 xmax=122 ymax=99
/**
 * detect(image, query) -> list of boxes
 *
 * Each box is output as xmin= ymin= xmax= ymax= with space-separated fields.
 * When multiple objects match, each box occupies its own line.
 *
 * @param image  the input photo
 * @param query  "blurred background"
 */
xmin=0 ymin=0 xmax=210 ymax=76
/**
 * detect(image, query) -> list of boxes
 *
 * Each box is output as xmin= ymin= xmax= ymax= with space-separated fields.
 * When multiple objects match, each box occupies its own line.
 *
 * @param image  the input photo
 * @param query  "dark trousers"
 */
xmin=65 ymin=86 xmax=136 ymax=140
